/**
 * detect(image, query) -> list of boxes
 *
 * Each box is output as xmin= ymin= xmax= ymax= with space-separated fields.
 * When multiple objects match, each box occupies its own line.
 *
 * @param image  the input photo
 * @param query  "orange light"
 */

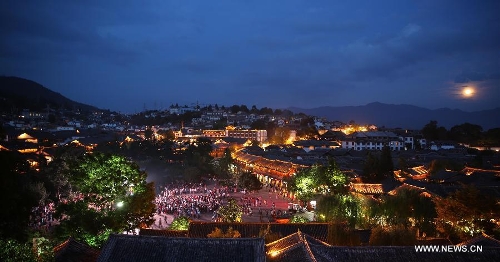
xmin=462 ymin=87 xmax=474 ymax=97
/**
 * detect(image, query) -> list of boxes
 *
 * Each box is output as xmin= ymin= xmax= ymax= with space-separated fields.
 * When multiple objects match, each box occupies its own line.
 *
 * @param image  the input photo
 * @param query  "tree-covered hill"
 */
xmin=0 ymin=76 xmax=98 ymax=112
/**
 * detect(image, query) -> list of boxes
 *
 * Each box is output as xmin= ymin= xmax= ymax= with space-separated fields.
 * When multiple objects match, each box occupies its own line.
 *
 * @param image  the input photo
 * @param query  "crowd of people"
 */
xmin=30 ymin=202 xmax=56 ymax=231
xmin=153 ymin=178 xmax=297 ymax=226
xmin=154 ymin=180 xmax=232 ymax=221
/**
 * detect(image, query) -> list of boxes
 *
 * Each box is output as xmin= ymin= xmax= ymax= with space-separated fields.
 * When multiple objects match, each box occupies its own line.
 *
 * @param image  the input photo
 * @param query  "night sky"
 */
xmin=1 ymin=0 xmax=499 ymax=113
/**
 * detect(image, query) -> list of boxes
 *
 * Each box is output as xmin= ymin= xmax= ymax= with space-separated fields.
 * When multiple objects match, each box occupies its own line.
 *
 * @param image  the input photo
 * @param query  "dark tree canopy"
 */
xmin=0 ymin=152 xmax=41 ymax=242
xmin=449 ymin=123 xmax=483 ymax=144
xmin=289 ymin=159 xmax=349 ymax=202
xmin=434 ymin=185 xmax=500 ymax=241
xmin=421 ymin=120 xmax=448 ymax=141
xmin=238 ymin=171 xmax=263 ymax=191
xmin=54 ymin=153 xmax=155 ymax=247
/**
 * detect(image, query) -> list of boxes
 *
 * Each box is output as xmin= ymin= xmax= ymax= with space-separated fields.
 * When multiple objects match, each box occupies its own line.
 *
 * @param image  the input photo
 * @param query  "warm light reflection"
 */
xmin=341 ymin=125 xmax=369 ymax=135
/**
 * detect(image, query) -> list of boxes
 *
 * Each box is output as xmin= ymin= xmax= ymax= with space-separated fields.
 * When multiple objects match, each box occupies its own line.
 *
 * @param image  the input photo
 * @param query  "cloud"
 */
xmin=0 ymin=1 xmax=158 ymax=65
xmin=293 ymin=22 xmax=365 ymax=35
xmin=1 ymin=0 xmax=499 ymax=112
xmin=401 ymin=24 xmax=421 ymax=37
xmin=454 ymin=70 xmax=500 ymax=83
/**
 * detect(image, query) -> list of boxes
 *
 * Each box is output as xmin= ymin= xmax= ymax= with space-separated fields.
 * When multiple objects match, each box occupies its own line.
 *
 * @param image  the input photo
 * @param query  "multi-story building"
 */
xmin=201 ymin=129 xmax=268 ymax=142
xmin=202 ymin=130 xmax=227 ymax=138
xmin=227 ymin=130 xmax=267 ymax=142
xmin=341 ymin=131 xmax=404 ymax=151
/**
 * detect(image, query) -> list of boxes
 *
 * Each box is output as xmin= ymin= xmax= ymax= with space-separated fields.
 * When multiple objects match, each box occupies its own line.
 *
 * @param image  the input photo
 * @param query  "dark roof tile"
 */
xmin=98 ymin=234 xmax=265 ymax=262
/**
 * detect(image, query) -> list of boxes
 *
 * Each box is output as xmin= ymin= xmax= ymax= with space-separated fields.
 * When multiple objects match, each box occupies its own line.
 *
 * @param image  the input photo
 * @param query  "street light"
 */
xmin=116 ymin=201 xmax=124 ymax=208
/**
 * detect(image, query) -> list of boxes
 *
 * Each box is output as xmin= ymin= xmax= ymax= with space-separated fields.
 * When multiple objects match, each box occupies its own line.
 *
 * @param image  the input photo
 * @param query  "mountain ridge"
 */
xmin=287 ymin=102 xmax=500 ymax=130
xmin=0 ymin=76 xmax=98 ymax=112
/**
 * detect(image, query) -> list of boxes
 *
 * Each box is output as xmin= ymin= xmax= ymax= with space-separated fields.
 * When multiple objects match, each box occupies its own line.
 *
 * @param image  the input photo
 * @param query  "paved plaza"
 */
xmin=151 ymin=179 xmax=315 ymax=229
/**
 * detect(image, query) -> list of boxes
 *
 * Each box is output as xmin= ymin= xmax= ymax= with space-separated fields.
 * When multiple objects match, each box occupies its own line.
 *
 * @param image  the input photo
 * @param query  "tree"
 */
xmin=434 ymin=185 xmax=500 ymax=241
xmin=0 ymin=152 xmax=41 ymax=242
xmin=207 ymin=227 xmax=241 ymax=238
xmin=398 ymin=157 xmax=409 ymax=176
xmin=250 ymin=119 xmax=267 ymax=130
xmin=169 ymin=216 xmax=190 ymax=230
xmin=48 ymin=114 xmax=56 ymax=123
xmin=369 ymin=225 xmax=417 ymax=246
xmin=289 ymin=160 xmax=349 ymax=203
xmin=422 ymin=120 xmax=439 ymax=141
xmin=42 ymin=145 xmax=85 ymax=201
xmin=422 ymin=120 xmax=448 ymax=141
xmin=428 ymin=159 xmax=464 ymax=177
xmin=322 ymin=158 xmax=349 ymax=194
xmin=316 ymin=194 xmax=361 ymax=228
xmin=54 ymin=153 xmax=155 ymax=247
xmin=289 ymin=167 xmax=318 ymax=203
xmin=239 ymin=105 xmax=249 ymax=113
xmin=217 ymin=198 xmax=243 ymax=222
xmin=362 ymin=152 xmax=380 ymax=182
xmin=157 ymin=129 xmax=175 ymax=141
xmin=259 ymin=107 xmax=274 ymax=115
xmin=238 ymin=171 xmax=263 ymax=191
xmin=362 ymin=149 xmax=392 ymax=183
xmin=250 ymin=105 xmax=258 ymax=114
xmin=375 ymin=187 xmax=436 ymax=236
xmin=482 ymin=128 xmax=500 ymax=145
xmin=449 ymin=123 xmax=483 ymax=144
xmin=144 ymin=126 xmax=154 ymax=141
xmin=183 ymin=166 xmax=202 ymax=182
xmin=0 ymin=124 xmax=5 ymax=141
xmin=0 ymin=239 xmax=39 ymax=262
xmin=183 ymin=137 xmax=214 ymax=175
xmin=379 ymin=146 xmax=393 ymax=174
xmin=230 ymin=105 xmax=240 ymax=114
xmin=269 ymin=126 xmax=290 ymax=144
xmin=289 ymin=215 xmax=310 ymax=223
xmin=211 ymin=148 xmax=233 ymax=179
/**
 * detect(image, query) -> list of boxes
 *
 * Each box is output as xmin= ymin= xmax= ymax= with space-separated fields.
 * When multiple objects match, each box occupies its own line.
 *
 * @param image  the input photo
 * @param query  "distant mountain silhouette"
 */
xmin=0 ymin=76 xmax=98 ymax=112
xmin=288 ymin=102 xmax=500 ymax=130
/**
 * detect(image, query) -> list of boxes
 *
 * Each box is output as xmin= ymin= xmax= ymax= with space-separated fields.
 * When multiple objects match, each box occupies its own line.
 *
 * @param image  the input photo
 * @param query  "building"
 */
xmin=341 ymin=131 xmax=404 ymax=151
xmin=97 ymin=234 xmax=265 ymax=262
xmin=228 ymin=130 xmax=267 ymax=142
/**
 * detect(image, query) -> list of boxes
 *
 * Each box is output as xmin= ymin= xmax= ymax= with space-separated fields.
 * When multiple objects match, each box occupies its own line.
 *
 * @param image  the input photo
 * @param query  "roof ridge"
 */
xmin=299 ymin=230 xmax=318 ymax=262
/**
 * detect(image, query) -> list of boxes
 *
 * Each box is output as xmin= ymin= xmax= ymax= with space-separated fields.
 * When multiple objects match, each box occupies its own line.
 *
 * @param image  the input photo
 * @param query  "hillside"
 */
xmin=288 ymin=102 xmax=500 ymax=130
xmin=0 ymin=76 xmax=98 ymax=112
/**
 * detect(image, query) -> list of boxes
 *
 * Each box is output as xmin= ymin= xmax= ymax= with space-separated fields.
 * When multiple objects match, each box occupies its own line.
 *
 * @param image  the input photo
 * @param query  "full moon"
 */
xmin=462 ymin=87 xmax=475 ymax=98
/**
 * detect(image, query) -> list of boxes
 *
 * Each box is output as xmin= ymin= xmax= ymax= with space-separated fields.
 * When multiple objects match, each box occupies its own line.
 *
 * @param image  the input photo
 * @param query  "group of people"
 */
xmin=30 ymin=202 xmax=56 ymax=231
xmin=154 ymin=181 xmax=232 ymax=220
xmin=153 ymin=178 xmax=301 ymax=226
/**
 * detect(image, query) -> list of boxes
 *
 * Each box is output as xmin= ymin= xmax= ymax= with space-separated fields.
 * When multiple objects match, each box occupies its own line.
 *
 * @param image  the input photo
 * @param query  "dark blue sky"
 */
xmin=1 ymin=0 xmax=499 ymax=113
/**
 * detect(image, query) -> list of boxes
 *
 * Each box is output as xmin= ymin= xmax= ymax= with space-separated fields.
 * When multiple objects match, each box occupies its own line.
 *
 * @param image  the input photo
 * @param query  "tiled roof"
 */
xmin=309 ymin=246 xmax=500 ymax=262
xmin=351 ymin=183 xmax=384 ymax=194
xmin=139 ymin=228 xmax=188 ymax=237
xmin=267 ymin=231 xmax=500 ymax=262
xmin=53 ymin=238 xmax=100 ymax=262
xmin=98 ymin=234 xmax=265 ymax=262
xmin=265 ymin=230 xmax=500 ymax=262
xmin=416 ymin=238 xmax=453 ymax=245
xmin=266 ymin=230 xmax=331 ymax=262
xmin=458 ymin=232 xmax=500 ymax=247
